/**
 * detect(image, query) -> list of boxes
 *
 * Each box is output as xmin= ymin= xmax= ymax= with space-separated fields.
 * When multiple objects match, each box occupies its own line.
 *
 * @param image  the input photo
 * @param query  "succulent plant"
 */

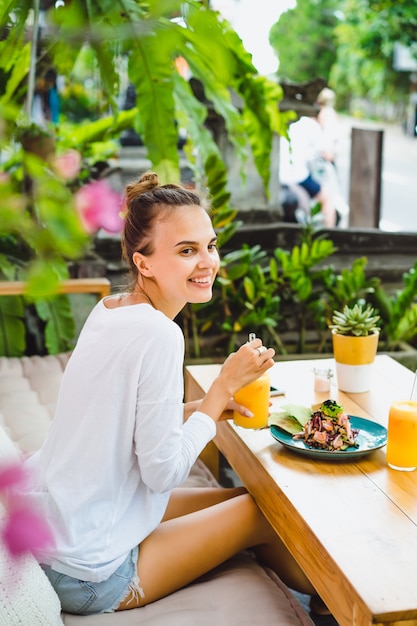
xmin=330 ymin=304 xmax=381 ymax=337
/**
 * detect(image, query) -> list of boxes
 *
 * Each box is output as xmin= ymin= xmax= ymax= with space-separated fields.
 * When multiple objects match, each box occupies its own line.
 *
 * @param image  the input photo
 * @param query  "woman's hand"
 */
xmin=198 ymin=338 xmax=275 ymax=423
xmin=216 ymin=397 xmax=253 ymax=422
xmin=219 ymin=339 xmax=275 ymax=398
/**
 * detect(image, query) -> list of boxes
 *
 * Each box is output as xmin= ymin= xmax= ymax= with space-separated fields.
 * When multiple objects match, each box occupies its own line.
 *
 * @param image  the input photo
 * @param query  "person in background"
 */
xmin=316 ymin=87 xmax=340 ymax=167
xmin=315 ymin=87 xmax=350 ymax=226
xmin=31 ymin=68 xmax=60 ymax=126
xmin=25 ymin=171 xmax=326 ymax=616
xmin=44 ymin=68 xmax=60 ymax=125
xmin=279 ymin=114 xmax=337 ymax=227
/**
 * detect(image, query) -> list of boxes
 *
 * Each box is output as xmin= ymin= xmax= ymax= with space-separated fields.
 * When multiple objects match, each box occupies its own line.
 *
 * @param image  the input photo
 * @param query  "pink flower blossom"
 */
xmin=0 ymin=461 xmax=55 ymax=559
xmin=2 ymin=506 xmax=55 ymax=558
xmin=75 ymin=180 xmax=123 ymax=234
xmin=0 ymin=462 xmax=27 ymax=490
xmin=53 ymin=149 xmax=82 ymax=180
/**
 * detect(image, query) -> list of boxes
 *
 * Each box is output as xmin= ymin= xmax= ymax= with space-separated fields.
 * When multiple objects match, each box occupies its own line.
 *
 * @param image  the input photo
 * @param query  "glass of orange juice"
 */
xmin=233 ymin=371 xmax=270 ymax=429
xmin=386 ymin=400 xmax=417 ymax=471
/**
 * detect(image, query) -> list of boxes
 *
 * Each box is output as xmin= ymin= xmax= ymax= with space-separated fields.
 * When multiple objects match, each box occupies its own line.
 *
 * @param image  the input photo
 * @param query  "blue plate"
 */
xmin=270 ymin=416 xmax=387 ymax=460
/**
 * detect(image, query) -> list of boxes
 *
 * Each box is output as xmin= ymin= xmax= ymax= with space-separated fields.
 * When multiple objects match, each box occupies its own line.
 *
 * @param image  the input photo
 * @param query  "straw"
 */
xmin=410 ymin=368 xmax=417 ymax=402
xmin=248 ymin=332 xmax=256 ymax=342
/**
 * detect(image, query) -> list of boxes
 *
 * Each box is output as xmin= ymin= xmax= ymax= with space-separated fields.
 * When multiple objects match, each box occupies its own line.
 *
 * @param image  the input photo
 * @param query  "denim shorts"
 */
xmin=41 ymin=546 xmax=143 ymax=615
xmin=299 ymin=174 xmax=321 ymax=198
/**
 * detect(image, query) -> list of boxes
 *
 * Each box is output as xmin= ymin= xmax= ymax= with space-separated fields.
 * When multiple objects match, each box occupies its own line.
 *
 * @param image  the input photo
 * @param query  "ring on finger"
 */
xmin=256 ymin=346 xmax=267 ymax=356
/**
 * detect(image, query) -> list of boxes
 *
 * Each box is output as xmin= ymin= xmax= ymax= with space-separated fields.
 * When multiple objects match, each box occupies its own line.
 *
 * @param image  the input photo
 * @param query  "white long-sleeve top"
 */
xmin=25 ymin=300 xmax=216 ymax=582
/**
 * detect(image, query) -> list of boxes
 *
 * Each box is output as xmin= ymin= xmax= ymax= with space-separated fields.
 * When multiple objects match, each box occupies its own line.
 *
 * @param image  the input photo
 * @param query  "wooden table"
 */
xmin=185 ymin=355 xmax=417 ymax=626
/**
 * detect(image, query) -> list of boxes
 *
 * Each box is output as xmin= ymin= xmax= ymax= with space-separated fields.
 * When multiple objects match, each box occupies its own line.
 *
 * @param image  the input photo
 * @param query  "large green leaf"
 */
xmin=58 ymin=110 xmax=137 ymax=150
xmin=0 ymin=44 xmax=30 ymax=106
xmin=173 ymin=73 xmax=222 ymax=175
xmin=128 ymin=23 xmax=180 ymax=182
xmin=0 ymin=296 xmax=26 ymax=357
xmin=34 ymin=295 xmax=76 ymax=355
xmin=24 ymin=258 xmax=70 ymax=299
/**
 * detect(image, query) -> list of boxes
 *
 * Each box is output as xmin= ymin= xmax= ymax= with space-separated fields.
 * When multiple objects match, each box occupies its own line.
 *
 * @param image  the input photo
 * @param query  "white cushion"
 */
xmin=0 ymin=528 xmax=64 ymax=626
xmin=0 ymin=425 xmax=63 ymax=625
xmin=0 ymin=421 xmax=20 ymax=464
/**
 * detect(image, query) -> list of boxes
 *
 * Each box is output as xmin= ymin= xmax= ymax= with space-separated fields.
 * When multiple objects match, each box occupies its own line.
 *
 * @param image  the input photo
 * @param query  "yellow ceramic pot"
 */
xmin=332 ymin=329 xmax=379 ymax=393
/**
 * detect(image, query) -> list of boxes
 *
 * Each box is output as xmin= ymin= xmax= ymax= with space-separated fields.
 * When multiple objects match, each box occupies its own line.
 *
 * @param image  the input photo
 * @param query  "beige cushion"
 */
xmin=0 ymin=354 xmax=70 ymax=455
xmin=62 ymin=552 xmax=313 ymax=626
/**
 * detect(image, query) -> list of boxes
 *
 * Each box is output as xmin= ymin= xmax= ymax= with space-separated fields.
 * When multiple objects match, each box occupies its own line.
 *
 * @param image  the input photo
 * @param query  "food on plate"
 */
xmin=268 ymin=403 xmax=311 ymax=434
xmin=269 ymin=399 xmax=360 ymax=451
xmin=293 ymin=400 xmax=359 ymax=450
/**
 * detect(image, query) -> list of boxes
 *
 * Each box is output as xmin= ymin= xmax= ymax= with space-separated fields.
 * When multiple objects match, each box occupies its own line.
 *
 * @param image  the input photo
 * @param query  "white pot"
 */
xmin=334 ymin=362 xmax=374 ymax=393
xmin=332 ymin=330 xmax=379 ymax=393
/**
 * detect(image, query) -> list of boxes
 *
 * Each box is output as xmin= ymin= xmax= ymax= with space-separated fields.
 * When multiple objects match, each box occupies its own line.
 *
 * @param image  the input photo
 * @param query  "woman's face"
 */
xmin=133 ymin=205 xmax=220 ymax=317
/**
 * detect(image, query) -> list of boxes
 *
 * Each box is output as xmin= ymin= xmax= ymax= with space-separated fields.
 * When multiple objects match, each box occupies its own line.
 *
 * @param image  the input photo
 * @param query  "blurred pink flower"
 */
xmin=0 ymin=462 xmax=27 ymax=490
xmin=0 ymin=461 xmax=55 ymax=559
xmin=53 ymin=149 xmax=82 ymax=180
xmin=75 ymin=180 xmax=123 ymax=234
xmin=2 ymin=506 xmax=55 ymax=558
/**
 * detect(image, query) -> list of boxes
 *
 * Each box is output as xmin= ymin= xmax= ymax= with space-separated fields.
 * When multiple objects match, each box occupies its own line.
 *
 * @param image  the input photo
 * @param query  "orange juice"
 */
xmin=233 ymin=372 xmax=270 ymax=429
xmin=386 ymin=401 xmax=417 ymax=471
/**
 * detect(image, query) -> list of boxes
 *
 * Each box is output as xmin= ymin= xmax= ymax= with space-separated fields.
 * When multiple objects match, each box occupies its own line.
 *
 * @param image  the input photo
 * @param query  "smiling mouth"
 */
xmin=189 ymin=277 xmax=212 ymax=285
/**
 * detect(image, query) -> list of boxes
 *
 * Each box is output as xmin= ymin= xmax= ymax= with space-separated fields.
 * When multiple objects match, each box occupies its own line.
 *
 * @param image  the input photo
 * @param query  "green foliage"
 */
xmin=269 ymin=0 xmax=416 ymax=113
xmin=43 ymin=0 xmax=284 ymax=188
xmin=269 ymin=235 xmax=337 ymax=353
xmin=322 ymin=256 xmax=380 ymax=317
xmin=0 ymin=295 xmax=26 ymax=357
xmin=271 ymin=237 xmax=337 ymax=302
xmin=202 ymin=154 xmax=237 ymax=249
xmin=330 ymin=303 xmax=381 ymax=337
xmin=0 ymin=293 xmax=75 ymax=357
xmin=269 ymin=0 xmax=340 ymax=83
xmin=216 ymin=245 xmax=281 ymax=353
xmin=34 ymin=295 xmax=75 ymax=355
xmin=371 ymin=260 xmax=417 ymax=349
xmin=330 ymin=0 xmax=415 ymax=110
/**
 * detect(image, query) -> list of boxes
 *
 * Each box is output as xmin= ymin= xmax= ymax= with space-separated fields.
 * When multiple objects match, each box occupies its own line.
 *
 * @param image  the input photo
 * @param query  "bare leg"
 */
xmin=316 ymin=188 xmax=337 ymax=227
xmin=161 ymin=486 xmax=247 ymax=520
xmin=117 ymin=489 xmax=314 ymax=610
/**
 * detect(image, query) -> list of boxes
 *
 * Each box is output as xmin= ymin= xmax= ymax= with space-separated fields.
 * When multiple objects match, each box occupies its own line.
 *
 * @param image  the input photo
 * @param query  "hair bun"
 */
xmin=140 ymin=171 xmax=160 ymax=189
xmin=125 ymin=171 xmax=160 ymax=205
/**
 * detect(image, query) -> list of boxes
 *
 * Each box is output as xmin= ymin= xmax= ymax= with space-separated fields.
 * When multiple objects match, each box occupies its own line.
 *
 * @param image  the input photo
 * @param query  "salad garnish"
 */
xmin=293 ymin=400 xmax=359 ymax=451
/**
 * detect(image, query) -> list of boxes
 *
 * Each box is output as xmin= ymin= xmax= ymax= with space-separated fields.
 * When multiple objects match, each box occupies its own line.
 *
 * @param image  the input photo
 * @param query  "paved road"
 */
xmin=336 ymin=116 xmax=417 ymax=232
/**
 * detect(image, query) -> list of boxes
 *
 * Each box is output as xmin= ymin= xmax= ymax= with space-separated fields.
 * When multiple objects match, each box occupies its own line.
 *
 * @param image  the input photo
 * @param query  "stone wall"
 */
xmin=224 ymin=222 xmax=417 ymax=288
xmin=92 ymin=223 xmax=417 ymax=294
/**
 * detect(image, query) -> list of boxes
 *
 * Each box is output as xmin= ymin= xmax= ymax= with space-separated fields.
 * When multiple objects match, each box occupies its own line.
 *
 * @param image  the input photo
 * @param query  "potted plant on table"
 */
xmin=329 ymin=303 xmax=381 ymax=393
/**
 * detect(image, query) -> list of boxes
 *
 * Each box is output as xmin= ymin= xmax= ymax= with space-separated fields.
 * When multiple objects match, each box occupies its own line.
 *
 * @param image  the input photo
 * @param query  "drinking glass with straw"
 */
xmin=232 ymin=333 xmax=270 ymax=429
xmin=386 ymin=368 xmax=417 ymax=471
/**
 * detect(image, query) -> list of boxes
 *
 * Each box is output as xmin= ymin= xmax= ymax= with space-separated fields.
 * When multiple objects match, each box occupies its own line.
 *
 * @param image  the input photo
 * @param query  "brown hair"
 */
xmin=122 ymin=171 xmax=210 ymax=284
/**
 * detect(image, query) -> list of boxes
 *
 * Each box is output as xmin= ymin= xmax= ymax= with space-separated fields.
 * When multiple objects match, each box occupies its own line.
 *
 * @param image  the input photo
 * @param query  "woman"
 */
xmin=27 ymin=171 xmax=317 ymax=615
